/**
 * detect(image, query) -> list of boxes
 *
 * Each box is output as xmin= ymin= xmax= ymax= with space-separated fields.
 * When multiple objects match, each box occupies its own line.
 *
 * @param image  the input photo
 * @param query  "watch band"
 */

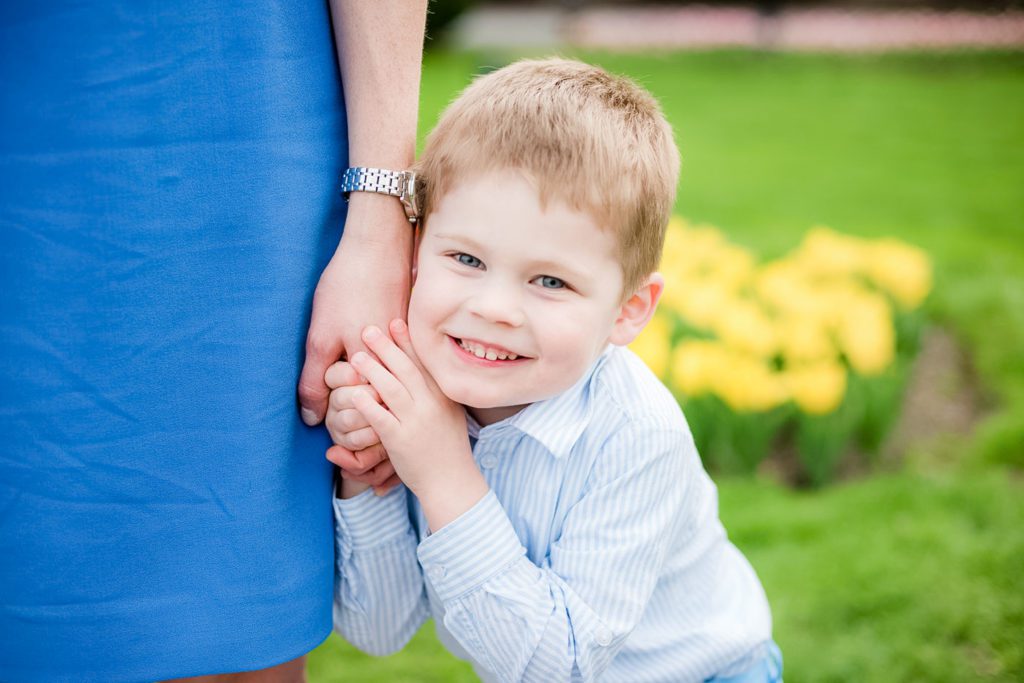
xmin=340 ymin=167 xmax=421 ymax=224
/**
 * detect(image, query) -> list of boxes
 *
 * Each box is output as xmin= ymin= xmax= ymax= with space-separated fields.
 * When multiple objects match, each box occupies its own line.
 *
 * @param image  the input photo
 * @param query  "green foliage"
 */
xmin=681 ymin=395 xmax=792 ymax=475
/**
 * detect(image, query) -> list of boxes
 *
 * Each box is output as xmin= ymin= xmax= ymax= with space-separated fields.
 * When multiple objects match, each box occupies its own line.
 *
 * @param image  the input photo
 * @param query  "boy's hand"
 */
xmin=348 ymin=319 xmax=488 ymax=529
xmin=324 ymin=361 xmax=400 ymax=495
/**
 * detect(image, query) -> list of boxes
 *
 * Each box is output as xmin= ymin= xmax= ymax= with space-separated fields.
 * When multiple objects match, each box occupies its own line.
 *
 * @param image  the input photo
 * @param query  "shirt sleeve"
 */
xmin=416 ymin=423 xmax=700 ymax=682
xmin=333 ymin=485 xmax=429 ymax=656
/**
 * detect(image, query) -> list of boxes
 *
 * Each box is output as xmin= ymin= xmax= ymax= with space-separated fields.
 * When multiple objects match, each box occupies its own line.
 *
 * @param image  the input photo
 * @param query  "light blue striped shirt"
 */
xmin=333 ymin=346 xmax=772 ymax=682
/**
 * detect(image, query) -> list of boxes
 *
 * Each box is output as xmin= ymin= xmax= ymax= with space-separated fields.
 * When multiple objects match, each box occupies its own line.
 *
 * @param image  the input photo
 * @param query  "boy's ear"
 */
xmin=608 ymin=272 xmax=664 ymax=346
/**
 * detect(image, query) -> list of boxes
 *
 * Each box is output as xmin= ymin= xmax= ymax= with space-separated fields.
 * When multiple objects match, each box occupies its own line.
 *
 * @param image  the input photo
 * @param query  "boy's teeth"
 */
xmin=458 ymin=338 xmax=518 ymax=361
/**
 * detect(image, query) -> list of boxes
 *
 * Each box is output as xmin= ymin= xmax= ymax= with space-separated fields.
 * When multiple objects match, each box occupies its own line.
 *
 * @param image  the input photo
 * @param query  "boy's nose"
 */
xmin=466 ymin=283 xmax=525 ymax=327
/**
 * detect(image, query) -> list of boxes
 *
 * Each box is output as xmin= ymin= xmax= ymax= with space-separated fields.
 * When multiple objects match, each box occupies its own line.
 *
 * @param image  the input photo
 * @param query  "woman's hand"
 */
xmin=298 ymin=194 xmax=412 ymax=497
xmin=297 ymin=192 xmax=414 ymax=427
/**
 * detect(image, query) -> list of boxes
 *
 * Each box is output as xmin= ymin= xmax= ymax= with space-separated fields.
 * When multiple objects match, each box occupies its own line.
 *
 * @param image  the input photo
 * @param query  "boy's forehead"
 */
xmin=427 ymin=173 xmax=619 ymax=258
xmin=430 ymin=170 xmax=613 ymax=234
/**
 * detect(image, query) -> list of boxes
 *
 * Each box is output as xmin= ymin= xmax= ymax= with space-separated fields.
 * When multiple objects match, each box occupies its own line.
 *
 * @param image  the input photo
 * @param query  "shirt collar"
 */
xmin=466 ymin=345 xmax=614 ymax=459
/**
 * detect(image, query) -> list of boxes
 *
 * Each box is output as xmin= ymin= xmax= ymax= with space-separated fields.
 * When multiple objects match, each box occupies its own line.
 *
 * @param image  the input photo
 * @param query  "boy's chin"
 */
xmin=440 ymin=382 xmax=520 ymax=411
xmin=443 ymin=387 xmax=501 ymax=409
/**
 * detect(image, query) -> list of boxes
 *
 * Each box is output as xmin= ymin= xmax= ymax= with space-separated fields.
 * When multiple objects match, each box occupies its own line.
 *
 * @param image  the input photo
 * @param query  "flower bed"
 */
xmin=632 ymin=219 xmax=932 ymax=485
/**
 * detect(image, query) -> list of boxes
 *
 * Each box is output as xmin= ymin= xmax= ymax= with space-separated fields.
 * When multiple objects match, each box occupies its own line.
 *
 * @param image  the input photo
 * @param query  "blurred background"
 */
xmin=311 ymin=1 xmax=1023 ymax=680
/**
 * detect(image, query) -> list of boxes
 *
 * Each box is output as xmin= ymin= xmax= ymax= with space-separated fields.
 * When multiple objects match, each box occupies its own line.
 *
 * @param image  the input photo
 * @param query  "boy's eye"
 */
xmin=533 ymin=275 xmax=566 ymax=290
xmin=454 ymin=253 xmax=483 ymax=269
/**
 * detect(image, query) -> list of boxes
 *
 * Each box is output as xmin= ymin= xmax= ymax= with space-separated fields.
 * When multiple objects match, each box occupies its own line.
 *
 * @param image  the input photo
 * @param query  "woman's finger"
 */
xmin=341 ymin=456 xmax=395 ymax=488
xmin=325 ymin=444 xmax=357 ymax=470
xmin=327 ymin=443 xmax=388 ymax=476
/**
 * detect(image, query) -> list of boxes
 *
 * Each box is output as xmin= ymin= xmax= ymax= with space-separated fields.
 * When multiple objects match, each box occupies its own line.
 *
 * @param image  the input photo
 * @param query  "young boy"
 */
xmin=324 ymin=59 xmax=780 ymax=682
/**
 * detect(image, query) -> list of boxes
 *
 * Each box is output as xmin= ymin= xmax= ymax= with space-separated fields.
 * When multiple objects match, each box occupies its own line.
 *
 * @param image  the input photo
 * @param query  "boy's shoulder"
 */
xmin=555 ymin=346 xmax=698 ymax=486
xmin=509 ymin=346 xmax=695 ymax=471
xmin=586 ymin=345 xmax=692 ymax=441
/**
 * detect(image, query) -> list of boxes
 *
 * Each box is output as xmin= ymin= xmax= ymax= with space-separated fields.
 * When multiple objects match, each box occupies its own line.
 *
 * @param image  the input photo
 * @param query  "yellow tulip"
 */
xmin=707 ymin=243 xmax=756 ymax=291
xmin=814 ymin=280 xmax=876 ymax=330
xmin=777 ymin=314 xmax=835 ymax=363
xmin=710 ymin=300 xmax=778 ymax=358
xmin=629 ymin=313 xmax=673 ymax=379
xmin=710 ymin=351 xmax=788 ymax=413
xmin=864 ymin=238 xmax=932 ymax=310
xmin=836 ymin=294 xmax=895 ymax=375
xmin=754 ymin=259 xmax=813 ymax=313
xmin=671 ymin=340 xmax=785 ymax=411
xmin=795 ymin=226 xmax=867 ymax=276
xmin=671 ymin=339 xmax=726 ymax=397
xmin=658 ymin=269 xmax=695 ymax=320
xmin=673 ymin=281 xmax=735 ymax=330
xmin=784 ymin=360 xmax=848 ymax=415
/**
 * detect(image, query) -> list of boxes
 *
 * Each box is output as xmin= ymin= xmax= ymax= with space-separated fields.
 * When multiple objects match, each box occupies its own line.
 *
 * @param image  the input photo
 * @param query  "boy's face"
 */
xmin=408 ymin=170 xmax=633 ymax=425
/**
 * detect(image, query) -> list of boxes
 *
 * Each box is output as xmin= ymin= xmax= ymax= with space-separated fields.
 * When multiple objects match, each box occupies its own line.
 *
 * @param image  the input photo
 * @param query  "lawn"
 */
xmin=310 ymin=50 xmax=1024 ymax=681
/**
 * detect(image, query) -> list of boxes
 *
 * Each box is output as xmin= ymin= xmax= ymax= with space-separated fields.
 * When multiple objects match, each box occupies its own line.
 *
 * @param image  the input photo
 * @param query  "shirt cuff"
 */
xmin=416 ymin=490 xmax=525 ymax=602
xmin=333 ymin=485 xmax=410 ymax=549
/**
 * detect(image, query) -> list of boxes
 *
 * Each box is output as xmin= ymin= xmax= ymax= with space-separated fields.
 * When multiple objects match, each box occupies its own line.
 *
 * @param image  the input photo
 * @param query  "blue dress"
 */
xmin=0 ymin=2 xmax=344 ymax=680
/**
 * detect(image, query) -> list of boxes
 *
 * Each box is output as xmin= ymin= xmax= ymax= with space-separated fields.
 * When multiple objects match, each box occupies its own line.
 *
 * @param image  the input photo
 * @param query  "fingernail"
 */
xmin=300 ymin=408 xmax=318 ymax=425
xmin=363 ymin=326 xmax=381 ymax=341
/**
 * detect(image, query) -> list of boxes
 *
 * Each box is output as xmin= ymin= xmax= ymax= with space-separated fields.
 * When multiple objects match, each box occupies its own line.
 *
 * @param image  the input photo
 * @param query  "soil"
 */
xmin=882 ymin=325 xmax=990 ymax=461
xmin=760 ymin=326 xmax=989 ymax=487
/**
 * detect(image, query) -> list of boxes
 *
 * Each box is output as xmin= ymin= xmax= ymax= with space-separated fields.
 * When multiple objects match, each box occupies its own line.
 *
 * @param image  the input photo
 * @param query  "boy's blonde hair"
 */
xmin=415 ymin=58 xmax=681 ymax=297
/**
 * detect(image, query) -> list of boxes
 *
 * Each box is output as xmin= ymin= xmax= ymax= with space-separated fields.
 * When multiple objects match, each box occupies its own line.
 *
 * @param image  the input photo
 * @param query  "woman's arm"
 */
xmin=297 ymin=0 xmax=428 ymax=428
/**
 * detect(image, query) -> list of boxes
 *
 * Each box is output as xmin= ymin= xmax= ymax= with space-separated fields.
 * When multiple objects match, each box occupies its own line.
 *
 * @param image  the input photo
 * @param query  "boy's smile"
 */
xmin=408 ymin=170 xmax=641 ymax=426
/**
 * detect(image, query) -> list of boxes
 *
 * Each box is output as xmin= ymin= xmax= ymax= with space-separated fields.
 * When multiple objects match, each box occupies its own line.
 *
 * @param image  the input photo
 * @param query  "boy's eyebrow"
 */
xmin=431 ymin=232 xmax=483 ymax=250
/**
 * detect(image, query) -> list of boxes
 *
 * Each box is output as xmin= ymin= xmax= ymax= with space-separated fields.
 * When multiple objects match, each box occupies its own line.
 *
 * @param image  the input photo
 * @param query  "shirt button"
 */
xmin=595 ymin=627 xmax=613 ymax=647
xmin=480 ymin=455 xmax=498 ymax=469
xmin=429 ymin=565 xmax=446 ymax=582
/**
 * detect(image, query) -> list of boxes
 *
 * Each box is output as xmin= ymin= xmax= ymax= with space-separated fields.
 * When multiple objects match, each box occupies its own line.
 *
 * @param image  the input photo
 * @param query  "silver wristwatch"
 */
xmin=340 ymin=167 xmax=421 ymax=224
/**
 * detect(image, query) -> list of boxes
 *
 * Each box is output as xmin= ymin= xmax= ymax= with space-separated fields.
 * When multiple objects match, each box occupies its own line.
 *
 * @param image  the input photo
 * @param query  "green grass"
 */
xmin=722 ymin=467 xmax=1024 ymax=682
xmin=310 ymin=50 xmax=1024 ymax=681
xmin=309 ymin=626 xmax=476 ymax=682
